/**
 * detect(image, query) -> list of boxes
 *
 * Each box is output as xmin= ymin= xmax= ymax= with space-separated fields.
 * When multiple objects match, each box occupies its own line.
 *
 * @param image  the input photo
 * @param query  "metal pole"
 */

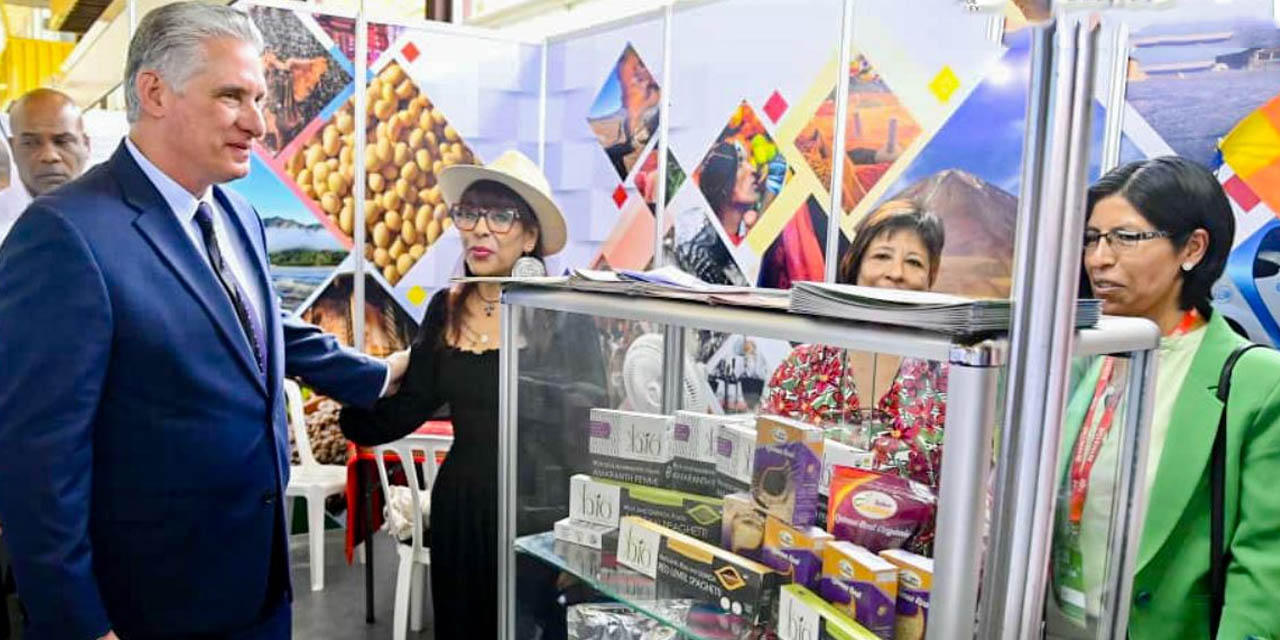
xmin=353 ymin=0 xmax=368 ymax=353
xmin=978 ymin=20 xmax=1057 ymax=638
xmin=351 ymin=1 xmax=372 ymax=622
xmin=824 ymin=0 xmax=855 ymax=283
xmin=497 ymin=302 xmax=521 ymax=639
xmin=652 ymin=1 xmax=674 ymax=268
xmin=537 ymin=36 xmax=548 ymax=170
xmin=927 ymin=344 xmax=1002 ymax=640
xmin=660 ymin=325 xmax=686 ymax=413
xmin=1019 ymin=21 xmax=1100 ymax=637
xmin=1098 ymin=348 xmax=1157 ymax=638
xmin=1099 ymin=20 xmax=1129 ymax=175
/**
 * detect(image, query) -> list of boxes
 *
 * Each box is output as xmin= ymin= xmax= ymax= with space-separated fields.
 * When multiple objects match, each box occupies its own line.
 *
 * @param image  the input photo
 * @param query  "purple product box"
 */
xmin=761 ymin=516 xmax=833 ymax=592
xmin=818 ymin=541 xmax=897 ymax=640
xmin=751 ymin=415 xmax=825 ymax=527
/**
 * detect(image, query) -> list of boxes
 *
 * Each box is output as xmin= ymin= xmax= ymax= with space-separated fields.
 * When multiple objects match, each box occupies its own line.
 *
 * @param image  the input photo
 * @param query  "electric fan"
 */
xmin=622 ymin=333 xmax=718 ymax=413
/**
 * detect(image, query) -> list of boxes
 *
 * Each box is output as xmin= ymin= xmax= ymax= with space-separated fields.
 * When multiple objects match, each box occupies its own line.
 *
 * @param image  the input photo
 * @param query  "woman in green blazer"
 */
xmin=1052 ymin=156 xmax=1280 ymax=639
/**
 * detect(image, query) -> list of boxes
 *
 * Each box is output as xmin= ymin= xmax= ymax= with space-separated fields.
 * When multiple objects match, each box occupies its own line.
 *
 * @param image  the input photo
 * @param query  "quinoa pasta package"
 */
xmin=826 ymin=467 xmax=936 ymax=555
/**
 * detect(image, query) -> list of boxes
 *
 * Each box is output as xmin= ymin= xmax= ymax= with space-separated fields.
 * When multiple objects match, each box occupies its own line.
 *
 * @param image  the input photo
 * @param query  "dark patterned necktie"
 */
xmin=194 ymin=202 xmax=267 ymax=374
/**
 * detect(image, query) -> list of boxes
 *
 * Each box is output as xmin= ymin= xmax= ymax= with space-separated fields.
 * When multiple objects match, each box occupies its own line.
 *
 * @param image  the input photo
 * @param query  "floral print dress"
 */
xmin=763 ymin=345 xmax=949 ymax=489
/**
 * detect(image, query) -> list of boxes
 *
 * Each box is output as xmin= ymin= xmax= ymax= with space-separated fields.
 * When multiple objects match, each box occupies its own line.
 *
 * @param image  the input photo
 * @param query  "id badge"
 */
xmin=1052 ymin=498 xmax=1088 ymax=626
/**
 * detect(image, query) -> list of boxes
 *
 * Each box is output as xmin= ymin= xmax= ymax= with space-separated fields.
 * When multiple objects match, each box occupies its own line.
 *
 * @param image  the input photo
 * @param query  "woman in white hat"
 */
xmin=341 ymin=150 xmax=602 ymax=638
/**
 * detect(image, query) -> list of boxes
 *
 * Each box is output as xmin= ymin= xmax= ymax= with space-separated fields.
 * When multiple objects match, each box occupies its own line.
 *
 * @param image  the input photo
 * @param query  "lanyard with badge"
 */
xmin=1054 ymin=356 xmax=1120 ymax=623
xmin=1053 ymin=309 xmax=1201 ymax=623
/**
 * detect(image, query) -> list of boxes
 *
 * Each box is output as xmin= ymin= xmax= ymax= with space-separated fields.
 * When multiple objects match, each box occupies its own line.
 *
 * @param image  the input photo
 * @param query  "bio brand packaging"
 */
xmin=817 ymin=439 xmax=875 ymax=529
xmin=617 ymin=516 xmax=782 ymax=624
xmin=588 ymin=409 xmax=674 ymax=488
xmin=554 ymin=517 xmax=618 ymax=551
xmin=826 ymin=467 xmax=937 ymax=554
xmin=752 ymin=415 xmax=825 ymax=527
xmin=669 ymin=411 xmax=723 ymax=494
xmin=569 ymin=474 xmax=723 ymax=544
xmin=721 ymin=492 xmax=766 ymax=562
xmin=761 ymin=516 xmax=834 ymax=591
xmin=715 ymin=422 xmax=756 ymax=496
xmin=818 ymin=541 xmax=898 ymax=640
xmin=777 ymin=584 xmax=880 ymax=640
xmin=879 ymin=549 xmax=933 ymax=640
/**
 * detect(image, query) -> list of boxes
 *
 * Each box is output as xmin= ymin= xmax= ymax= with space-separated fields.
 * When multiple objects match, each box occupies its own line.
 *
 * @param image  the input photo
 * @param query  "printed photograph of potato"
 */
xmin=285 ymin=60 xmax=477 ymax=286
xmin=249 ymin=5 xmax=353 ymax=156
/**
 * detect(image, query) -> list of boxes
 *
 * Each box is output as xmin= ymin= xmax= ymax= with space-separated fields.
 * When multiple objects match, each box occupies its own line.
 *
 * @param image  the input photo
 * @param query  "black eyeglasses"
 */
xmin=1083 ymin=229 xmax=1172 ymax=253
xmin=448 ymin=204 xmax=522 ymax=233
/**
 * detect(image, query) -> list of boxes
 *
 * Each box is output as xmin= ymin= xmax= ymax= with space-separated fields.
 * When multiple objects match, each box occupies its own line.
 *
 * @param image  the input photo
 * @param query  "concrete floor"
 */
xmin=289 ymin=530 xmax=434 ymax=640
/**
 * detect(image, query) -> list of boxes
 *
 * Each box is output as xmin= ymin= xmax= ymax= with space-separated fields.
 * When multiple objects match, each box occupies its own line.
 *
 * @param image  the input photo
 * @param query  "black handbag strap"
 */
xmin=1209 ymin=342 xmax=1265 ymax=638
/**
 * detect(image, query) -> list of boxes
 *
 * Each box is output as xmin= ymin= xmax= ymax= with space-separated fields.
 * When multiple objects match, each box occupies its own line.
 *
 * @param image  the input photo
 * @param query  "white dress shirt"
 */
xmin=124 ymin=138 xmax=268 ymax=340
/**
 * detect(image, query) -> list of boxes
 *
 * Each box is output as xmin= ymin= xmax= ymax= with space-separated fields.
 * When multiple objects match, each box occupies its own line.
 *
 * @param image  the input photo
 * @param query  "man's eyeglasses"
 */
xmin=1083 ymin=229 xmax=1172 ymax=253
xmin=448 ymin=204 xmax=523 ymax=233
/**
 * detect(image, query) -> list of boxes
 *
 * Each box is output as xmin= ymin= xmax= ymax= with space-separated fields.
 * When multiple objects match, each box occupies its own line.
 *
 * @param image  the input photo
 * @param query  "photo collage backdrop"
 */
xmin=1110 ymin=0 xmax=1280 ymax=346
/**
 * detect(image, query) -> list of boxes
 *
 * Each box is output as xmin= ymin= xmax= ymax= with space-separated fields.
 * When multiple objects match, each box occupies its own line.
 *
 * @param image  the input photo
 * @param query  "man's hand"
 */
xmin=382 ymin=349 xmax=410 ymax=397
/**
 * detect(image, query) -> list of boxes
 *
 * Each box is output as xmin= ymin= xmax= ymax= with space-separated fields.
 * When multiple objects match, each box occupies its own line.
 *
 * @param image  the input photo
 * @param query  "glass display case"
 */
xmin=496 ymin=286 xmax=1159 ymax=640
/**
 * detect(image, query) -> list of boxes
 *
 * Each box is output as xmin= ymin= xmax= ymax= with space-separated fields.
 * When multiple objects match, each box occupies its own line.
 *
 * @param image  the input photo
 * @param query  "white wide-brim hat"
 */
xmin=438 ymin=150 xmax=567 ymax=255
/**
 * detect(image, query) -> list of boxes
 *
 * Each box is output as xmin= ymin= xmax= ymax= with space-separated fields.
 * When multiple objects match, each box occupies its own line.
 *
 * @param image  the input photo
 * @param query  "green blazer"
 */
xmin=1061 ymin=312 xmax=1280 ymax=639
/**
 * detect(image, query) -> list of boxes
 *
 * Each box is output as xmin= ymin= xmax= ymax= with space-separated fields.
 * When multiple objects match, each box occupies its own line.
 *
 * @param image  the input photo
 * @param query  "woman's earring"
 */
xmin=1182 ymin=262 xmax=1195 ymax=272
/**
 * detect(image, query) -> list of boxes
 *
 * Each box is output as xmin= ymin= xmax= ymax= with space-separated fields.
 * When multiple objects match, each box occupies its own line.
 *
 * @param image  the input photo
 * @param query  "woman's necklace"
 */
xmin=476 ymin=290 xmax=500 ymax=318
xmin=460 ymin=322 xmax=491 ymax=347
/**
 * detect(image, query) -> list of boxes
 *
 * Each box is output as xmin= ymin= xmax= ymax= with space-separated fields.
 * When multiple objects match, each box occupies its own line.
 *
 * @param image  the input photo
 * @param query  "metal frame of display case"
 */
xmin=495 ymin=287 xmax=1159 ymax=640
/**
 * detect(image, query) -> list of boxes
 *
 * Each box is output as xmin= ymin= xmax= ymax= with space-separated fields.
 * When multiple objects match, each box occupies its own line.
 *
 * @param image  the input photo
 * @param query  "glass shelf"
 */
xmin=515 ymin=531 xmax=760 ymax=639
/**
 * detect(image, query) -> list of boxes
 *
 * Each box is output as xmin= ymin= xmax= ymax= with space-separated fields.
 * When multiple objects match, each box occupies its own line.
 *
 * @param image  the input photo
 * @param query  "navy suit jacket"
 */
xmin=0 ymin=143 xmax=387 ymax=639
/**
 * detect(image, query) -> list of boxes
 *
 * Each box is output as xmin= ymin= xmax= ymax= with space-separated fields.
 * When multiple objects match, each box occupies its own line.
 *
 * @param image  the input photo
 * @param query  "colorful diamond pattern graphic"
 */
xmin=280 ymin=60 xmax=477 ymax=286
xmin=692 ymin=101 xmax=791 ymax=246
xmin=613 ymin=184 xmax=629 ymax=208
xmin=586 ymin=43 xmax=663 ymax=182
xmin=1224 ymin=173 xmax=1262 ymax=211
xmin=402 ymin=41 xmax=420 ymax=63
xmin=929 ymin=65 xmax=961 ymax=103
xmin=763 ymin=90 xmax=789 ymax=123
xmin=794 ymin=54 xmax=923 ymax=213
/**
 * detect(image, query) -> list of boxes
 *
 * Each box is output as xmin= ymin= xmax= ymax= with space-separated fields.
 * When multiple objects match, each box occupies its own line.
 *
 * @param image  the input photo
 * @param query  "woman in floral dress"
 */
xmin=763 ymin=199 xmax=948 ymax=488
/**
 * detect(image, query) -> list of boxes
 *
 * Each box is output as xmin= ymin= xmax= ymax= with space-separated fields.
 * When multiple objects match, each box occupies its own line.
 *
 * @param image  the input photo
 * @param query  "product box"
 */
xmin=617 ymin=516 xmax=782 ymax=624
xmin=879 ymin=550 xmax=933 ymax=640
xmin=669 ymin=411 xmax=724 ymax=494
xmin=761 ymin=516 xmax=834 ymax=591
xmin=721 ymin=492 xmax=766 ymax=561
xmin=778 ymin=584 xmax=881 ymax=640
xmin=715 ymin=422 xmax=757 ymax=497
xmin=752 ymin=415 xmax=825 ymax=527
xmin=569 ymin=474 xmax=723 ymax=544
xmin=554 ymin=517 xmax=619 ymax=551
xmin=818 ymin=541 xmax=898 ymax=640
xmin=817 ymin=439 xmax=876 ymax=529
xmin=589 ymin=409 xmax=674 ymax=488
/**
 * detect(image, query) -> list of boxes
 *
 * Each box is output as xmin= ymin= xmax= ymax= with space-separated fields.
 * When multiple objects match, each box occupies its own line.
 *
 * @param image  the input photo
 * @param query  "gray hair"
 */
xmin=124 ymin=2 xmax=263 ymax=123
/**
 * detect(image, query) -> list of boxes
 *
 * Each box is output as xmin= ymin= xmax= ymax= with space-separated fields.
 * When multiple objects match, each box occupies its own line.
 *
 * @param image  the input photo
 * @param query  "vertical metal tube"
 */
xmin=660 ymin=325 xmax=686 ymax=414
xmin=1099 ymin=21 xmax=1130 ymax=175
xmin=978 ymin=21 xmax=1057 ymax=638
xmin=353 ymin=0 xmax=368 ymax=353
xmin=537 ymin=36 xmax=549 ymax=170
xmin=928 ymin=349 xmax=1001 ymax=640
xmin=1020 ymin=18 xmax=1101 ymax=638
xmin=824 ymin=0 xmax=855 ymax=284
xmin=652 ymin=1 xmax=675 ymax=269
xmin=497 ymin=301 xmax=521 ymax=639
xmin=1098 ymin=349 xmax=1157 ymax=638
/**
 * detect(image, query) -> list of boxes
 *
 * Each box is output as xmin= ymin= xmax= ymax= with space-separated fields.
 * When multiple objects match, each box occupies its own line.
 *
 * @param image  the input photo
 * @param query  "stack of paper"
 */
xmin=788 ymin=281 xmax=1101 ymax=335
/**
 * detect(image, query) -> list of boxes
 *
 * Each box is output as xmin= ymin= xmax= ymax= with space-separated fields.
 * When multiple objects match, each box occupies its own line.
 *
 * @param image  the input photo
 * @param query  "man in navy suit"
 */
xmin=0 ymin=3 xmax=407 ymax=638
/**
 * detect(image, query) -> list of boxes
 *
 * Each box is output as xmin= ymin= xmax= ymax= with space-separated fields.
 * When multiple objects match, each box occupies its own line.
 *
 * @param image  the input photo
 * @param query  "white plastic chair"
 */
xmin=282 ymin=379 xmax=348 ymax=592
xmin=372 ymin=434 xmax=451 ymax=640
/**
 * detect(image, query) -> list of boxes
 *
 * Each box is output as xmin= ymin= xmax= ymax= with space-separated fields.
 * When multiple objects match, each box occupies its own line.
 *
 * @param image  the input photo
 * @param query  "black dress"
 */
xmin=340 ymin=292 xmax=606 ymax=639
